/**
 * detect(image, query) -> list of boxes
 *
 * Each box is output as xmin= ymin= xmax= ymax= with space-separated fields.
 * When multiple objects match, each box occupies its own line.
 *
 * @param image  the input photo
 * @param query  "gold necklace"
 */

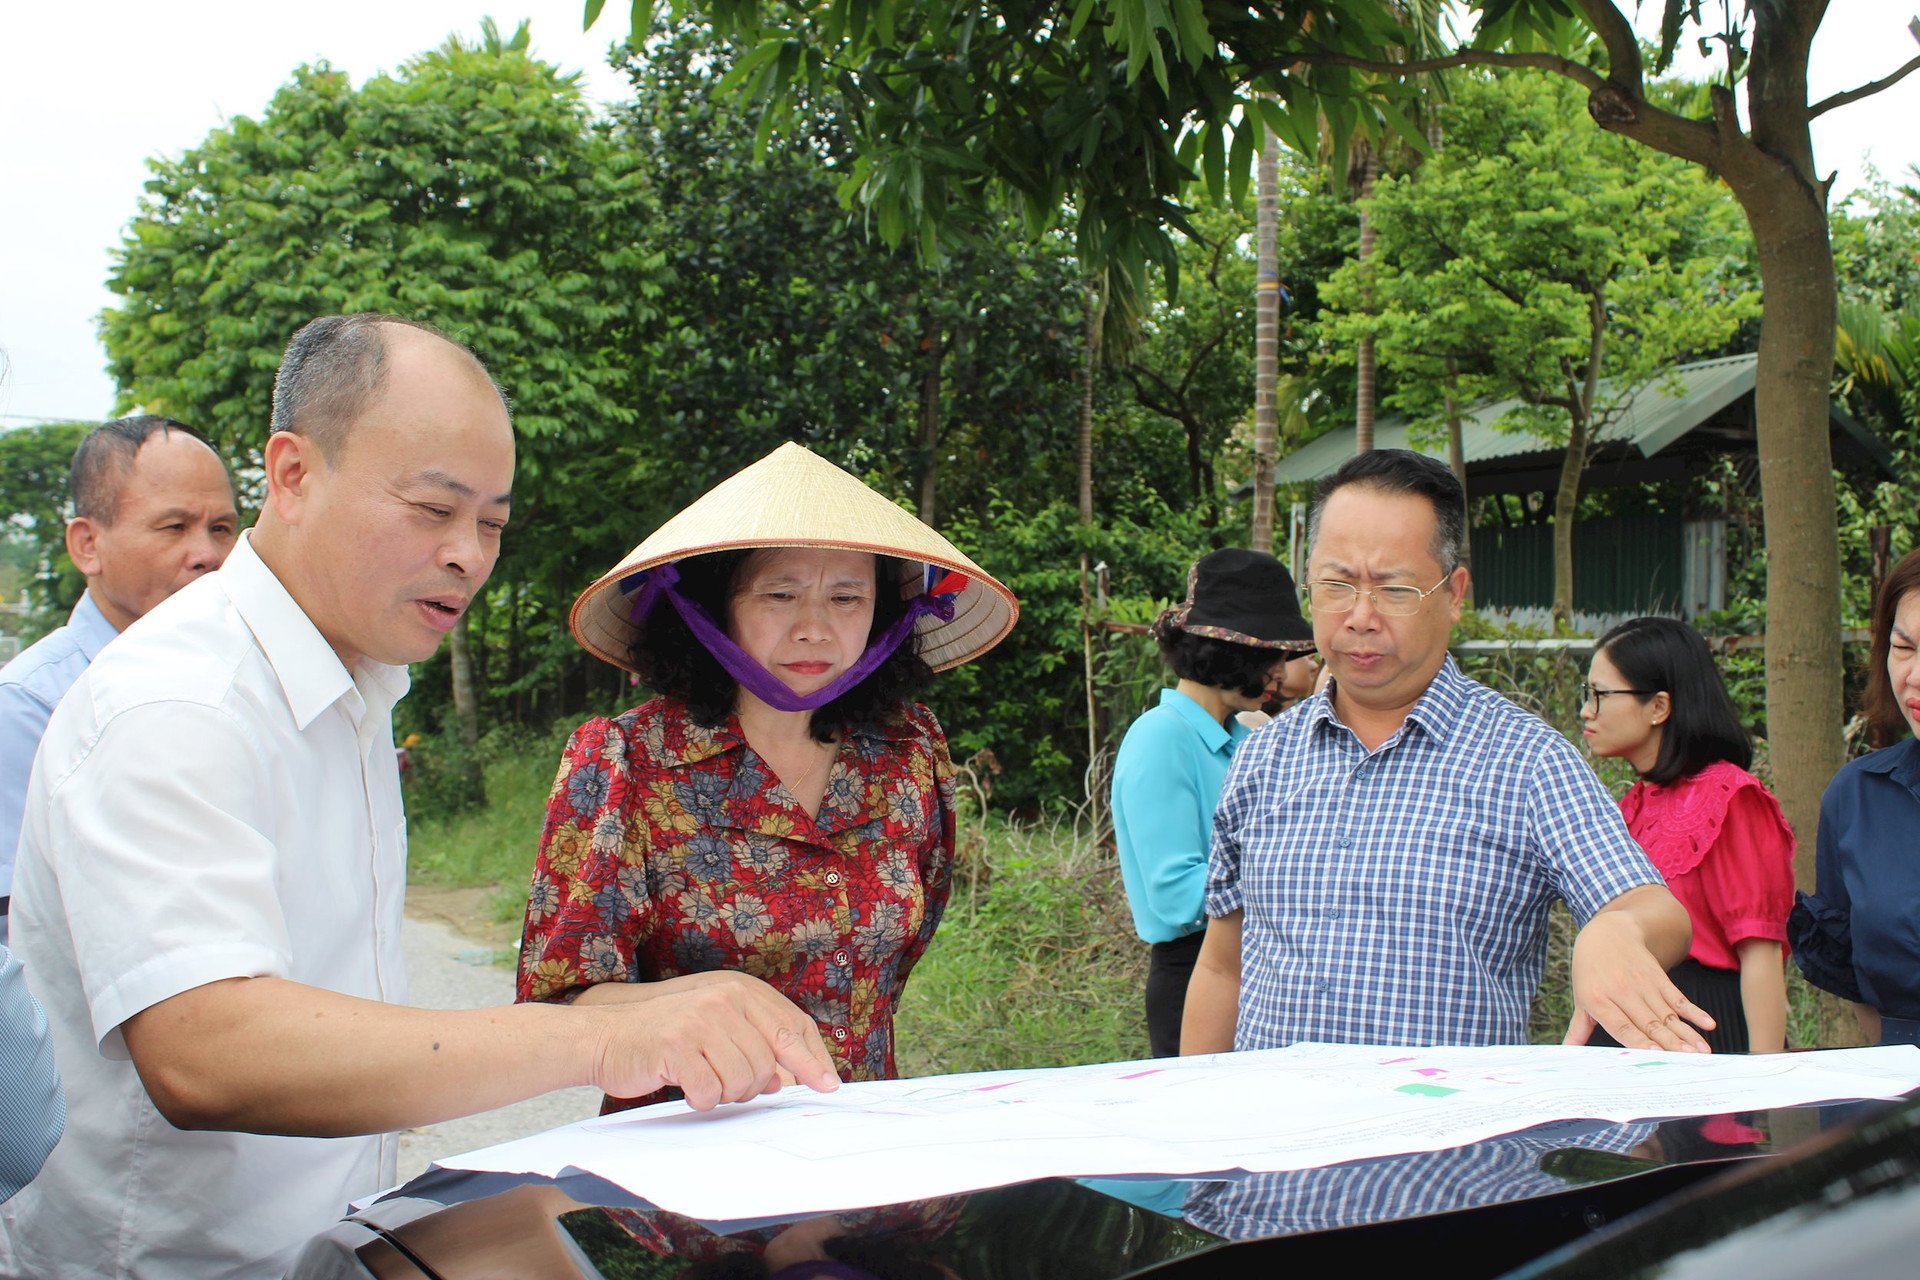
xmin=781 ymin=739 xmax=837 ymax=798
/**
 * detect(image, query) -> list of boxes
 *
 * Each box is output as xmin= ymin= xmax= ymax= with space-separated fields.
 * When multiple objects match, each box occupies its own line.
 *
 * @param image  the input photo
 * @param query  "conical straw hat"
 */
xmin=570 ymin=442 xmax=1019 ymax=674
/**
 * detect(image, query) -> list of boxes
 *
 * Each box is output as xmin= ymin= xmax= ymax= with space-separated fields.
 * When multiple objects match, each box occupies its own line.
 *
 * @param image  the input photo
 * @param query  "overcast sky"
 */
xmin=2 ymin=1 xmax=1915 ymax=427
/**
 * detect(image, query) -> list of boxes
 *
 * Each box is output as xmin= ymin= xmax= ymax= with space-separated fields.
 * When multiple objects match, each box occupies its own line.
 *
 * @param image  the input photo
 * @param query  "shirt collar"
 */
xmin=1862 ymin=737 xmax=1920 ymax=795
xmin=220 ymin=532 xmax=410 ymax=730
xmin=67 ymin=590 xmax=121 ymax=660
xmin=1309 ymin=654 xmax=1465 ymax=746
xmin=1160 ymin=687 xmax=1238 ymax=753
xmin=654 ymin=701 xmax=926 ymax=771
xmin=1403 ymin=655 xmax=1468 ymax=744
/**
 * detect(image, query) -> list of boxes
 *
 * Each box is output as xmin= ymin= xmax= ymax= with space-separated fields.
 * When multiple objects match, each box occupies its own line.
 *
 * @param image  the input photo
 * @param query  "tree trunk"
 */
xmin=918 ymin=315 xmax=945 ymax=526
xmin=1078 ymin=281 xmax=1105 ymax=814
xmin=1743 ymin=185 xmax=1844 ymax=884
xmin=1354 ymin=151 xmax=1380 ymax=454
xmin=1550 ymin=409 xmax=1587 ymax=631
xmin=1550 ymin=290 xmax=1609 ymax=631
xmin=450 ymin=613 xmax=480 ymax=749
xmin=1565 ymin=1 xmax=1845 ymax=881
xmin=1443 ymin=356 xmax=1472 ymax=607
xmin=1252 ymin=133 xmax=1281 ymax=553
xmin=448 ymin=611 xmax=485 ymax=804
xmin=1078 ymin=283 xmax=1103 ymax=524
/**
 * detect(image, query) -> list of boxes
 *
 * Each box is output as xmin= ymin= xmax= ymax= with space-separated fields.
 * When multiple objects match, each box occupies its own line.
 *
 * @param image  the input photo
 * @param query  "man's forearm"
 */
xmin=1610 ymin=884 xmax=1693 ymax=967
xmin=124 ymin=969 xmax=837 ymax=1135
xmin=125 ymin=977 xmax=600 ymax=1136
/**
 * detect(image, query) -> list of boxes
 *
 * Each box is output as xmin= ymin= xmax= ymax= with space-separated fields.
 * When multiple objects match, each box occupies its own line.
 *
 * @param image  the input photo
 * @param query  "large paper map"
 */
xmin=434 ymin=1042 xmax=1920 ymax=1220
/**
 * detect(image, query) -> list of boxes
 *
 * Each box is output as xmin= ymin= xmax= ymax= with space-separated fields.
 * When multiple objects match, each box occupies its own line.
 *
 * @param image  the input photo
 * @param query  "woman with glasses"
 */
xmin=1110 ymin=549 xmax=1317 ymax=1057
xmin=1580 ymin=616 xmax=1795 ymax=1053
xmin=1790 ymin=548 xmax=1920 ymax=1047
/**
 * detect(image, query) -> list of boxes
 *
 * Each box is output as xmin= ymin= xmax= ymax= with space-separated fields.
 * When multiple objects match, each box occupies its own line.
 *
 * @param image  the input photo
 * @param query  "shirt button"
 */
xmin=832 ymin=1026 xmax=848 ymax=1041
xmin=834 ymin=950 xmax=851 ymax=966
xmin=1338 ymin=837 xmax=1352 ymax=849
xmin=1318 ymin=980 xmax=1333 ymax=993
xmin=825 ymin=871 xmax=842 ymax=886
xmin=1325 ymin=908 xmax=1341 ymax=920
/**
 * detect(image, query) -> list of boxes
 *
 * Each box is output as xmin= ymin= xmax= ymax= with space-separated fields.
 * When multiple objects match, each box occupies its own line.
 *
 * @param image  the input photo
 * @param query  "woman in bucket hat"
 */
xmin=1109 ymin=548 xmax=1316 ymax=1058
xmin=516 ymin=443 xmax=1016 ymax=1110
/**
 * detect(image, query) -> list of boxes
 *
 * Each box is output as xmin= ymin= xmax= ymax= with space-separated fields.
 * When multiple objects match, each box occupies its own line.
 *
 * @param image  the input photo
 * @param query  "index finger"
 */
xmin=772 ymin=1021 xmax=841 ymax=1093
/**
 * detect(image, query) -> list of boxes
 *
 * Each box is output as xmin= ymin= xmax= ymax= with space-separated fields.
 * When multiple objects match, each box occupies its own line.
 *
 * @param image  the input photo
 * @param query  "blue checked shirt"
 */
xmin=0 ymin=945 xmax=63 ymax=1203
xmin=1205 ymin=657 xmax=1660 ymax=1049
xmin=0 ymin=592 xmax=119 ymax=915
xmin=1182 ymin=1120 xmax=1654 ymax=1238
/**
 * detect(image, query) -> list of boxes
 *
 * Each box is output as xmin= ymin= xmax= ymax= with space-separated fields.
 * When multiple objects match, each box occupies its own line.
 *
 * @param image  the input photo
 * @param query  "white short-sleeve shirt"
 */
xmin=1 ymin=532 xmax=410 ymax=1280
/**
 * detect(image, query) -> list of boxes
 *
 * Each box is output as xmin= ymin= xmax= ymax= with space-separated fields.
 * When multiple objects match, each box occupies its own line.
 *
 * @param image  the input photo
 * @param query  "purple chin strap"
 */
xmin=623 ymin=561 xmax=959 ymax=713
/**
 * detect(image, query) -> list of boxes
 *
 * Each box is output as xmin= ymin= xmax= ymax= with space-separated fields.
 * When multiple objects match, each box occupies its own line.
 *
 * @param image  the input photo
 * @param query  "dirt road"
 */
xmin=396 ymin=900 xmax=600 ymax=1183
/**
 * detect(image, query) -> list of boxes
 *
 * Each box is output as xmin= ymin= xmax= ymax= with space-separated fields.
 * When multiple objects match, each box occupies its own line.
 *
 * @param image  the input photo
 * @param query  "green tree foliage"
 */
xmin=1829 ymin=173 xmax=1920 ymax=621
xmin=1111 ymin=203 xmax=1258 ymax=526
xmin=1323 ymin=71 xmax=1757 ymax=623
xmin=926 ymin=487 xmax=1217 ymax=811
xmin=1112 ymin=157 xmax=1356 ymax=533
xmin=1832 ymin=167 xmax=1920 ymax=318
xmin=103 ymin=31 xmax=654 ymax=468
xmin=623 ymin=0 xmax=1920 ymax=862
xmin=610 ymin=25 xmax=1088 ymax=528
xmin=93 ymin=21 xmax=1214 ymax=801
xmin=0 ymin=420 xmax=89 ymax=630
xmin=1832 ymin=170 xmax=1920 ymax=447
xmin=100 ymin=27 xmax=661 ymax=732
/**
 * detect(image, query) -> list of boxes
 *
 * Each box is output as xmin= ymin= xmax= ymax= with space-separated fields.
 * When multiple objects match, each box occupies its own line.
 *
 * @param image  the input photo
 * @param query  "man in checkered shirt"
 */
xmin=1182 ymin=450 xmax=1713 ymax=1055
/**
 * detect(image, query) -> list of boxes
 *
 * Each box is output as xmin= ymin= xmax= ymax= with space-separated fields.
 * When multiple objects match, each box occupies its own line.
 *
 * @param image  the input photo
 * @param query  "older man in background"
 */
xmin=0 ymin=416 xmax=237 ymax=943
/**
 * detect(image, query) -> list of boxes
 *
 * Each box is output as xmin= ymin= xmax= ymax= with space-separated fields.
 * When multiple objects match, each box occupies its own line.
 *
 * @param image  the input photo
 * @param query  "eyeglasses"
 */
xmin=1580 ymin=682 xmax=1653 ymax=708
xmin=1302 ymin=576 xmax=1451 ymax=618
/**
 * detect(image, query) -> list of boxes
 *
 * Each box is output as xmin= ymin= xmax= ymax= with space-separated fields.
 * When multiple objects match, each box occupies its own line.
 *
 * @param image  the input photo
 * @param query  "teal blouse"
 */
xmin=1110 ymin=688 xmax=1250 ymax=944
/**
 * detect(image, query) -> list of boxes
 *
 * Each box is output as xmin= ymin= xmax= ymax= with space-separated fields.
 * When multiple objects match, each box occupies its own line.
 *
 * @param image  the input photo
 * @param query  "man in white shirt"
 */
xmin=1 ymin=315 xmax=838 ymax=1280
xmin=0 ymin=416 xmax=237 ymax=944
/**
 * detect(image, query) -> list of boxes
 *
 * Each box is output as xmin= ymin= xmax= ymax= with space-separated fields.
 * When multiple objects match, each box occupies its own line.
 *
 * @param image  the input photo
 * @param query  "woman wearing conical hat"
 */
xmin=515 ymin=443 xmax=1017 ymax=1109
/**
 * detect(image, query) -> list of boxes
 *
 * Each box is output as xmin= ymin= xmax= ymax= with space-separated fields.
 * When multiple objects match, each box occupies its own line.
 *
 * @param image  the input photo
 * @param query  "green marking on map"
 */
xmin=1633 ymin=1061 xmax=1670 ymax=1068
xmin=1395 ymin=1083 xmax=1460 ymax=1098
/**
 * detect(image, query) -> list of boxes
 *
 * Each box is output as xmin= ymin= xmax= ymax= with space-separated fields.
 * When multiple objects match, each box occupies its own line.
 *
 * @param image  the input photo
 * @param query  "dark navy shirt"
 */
xmin=1793 ymin=738 xmax=1920 ymax=1020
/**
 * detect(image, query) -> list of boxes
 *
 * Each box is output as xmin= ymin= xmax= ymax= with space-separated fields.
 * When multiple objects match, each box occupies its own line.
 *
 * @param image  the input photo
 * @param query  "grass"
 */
xmin=895 ymin=810 xmax=1149 ymax=1075
xmin=404 ymin=721 xmax=572 ymax=923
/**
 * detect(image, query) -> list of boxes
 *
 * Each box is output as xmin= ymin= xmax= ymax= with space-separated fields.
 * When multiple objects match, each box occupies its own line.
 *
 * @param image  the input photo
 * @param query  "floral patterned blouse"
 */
xmin=516 ymin=694 xmax=956 ymax=1110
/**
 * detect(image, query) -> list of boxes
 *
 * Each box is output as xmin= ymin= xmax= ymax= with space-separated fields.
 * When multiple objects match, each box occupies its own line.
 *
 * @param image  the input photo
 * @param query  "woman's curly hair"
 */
xmin=628 ymin=549 xmax=934 ymax=742
xmin=1149 ymin=615 xmax=1282 ymax=699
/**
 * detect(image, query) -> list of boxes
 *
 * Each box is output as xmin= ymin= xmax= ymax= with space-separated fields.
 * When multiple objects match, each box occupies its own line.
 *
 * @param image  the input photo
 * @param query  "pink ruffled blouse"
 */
xmin=1618 ymin=759 xmax=1796 ymax=972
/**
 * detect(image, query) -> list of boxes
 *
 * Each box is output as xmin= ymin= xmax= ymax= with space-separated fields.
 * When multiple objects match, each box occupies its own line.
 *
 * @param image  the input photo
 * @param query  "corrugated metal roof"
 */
xmin=1273 ymin=353 xmax=1760 ymax=484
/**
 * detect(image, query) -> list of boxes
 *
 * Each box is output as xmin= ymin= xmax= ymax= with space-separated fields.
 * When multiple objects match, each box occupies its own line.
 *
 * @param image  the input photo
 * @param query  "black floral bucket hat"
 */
xmin=1152 ymin=548 xmax=1315 ymax=651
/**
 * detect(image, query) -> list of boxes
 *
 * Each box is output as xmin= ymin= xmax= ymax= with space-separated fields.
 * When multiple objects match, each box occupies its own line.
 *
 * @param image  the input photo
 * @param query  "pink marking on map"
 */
xmin=1118 ymin=1070 xmax=1166 ymax=1080
xmin=972 ymin=1081 xmax=1023 ymax=1092
xmin=1413 ymin=1068 xmax=1449 ymax=1078
xmin=1379 ymin=1056 xmax=1415 ymax=1064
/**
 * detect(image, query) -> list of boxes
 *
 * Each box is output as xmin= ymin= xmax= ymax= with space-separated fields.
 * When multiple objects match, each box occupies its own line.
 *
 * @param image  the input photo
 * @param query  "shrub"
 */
xmin=404 ymin=718 xmax=572 ymax=889
xmin=897 ymin=810 xmax=1149 ymax=1075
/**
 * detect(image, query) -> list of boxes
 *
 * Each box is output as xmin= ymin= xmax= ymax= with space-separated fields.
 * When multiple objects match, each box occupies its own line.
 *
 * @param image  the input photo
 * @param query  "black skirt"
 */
xmin=1145 ymin=931 xmax=1206 ymax=1058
